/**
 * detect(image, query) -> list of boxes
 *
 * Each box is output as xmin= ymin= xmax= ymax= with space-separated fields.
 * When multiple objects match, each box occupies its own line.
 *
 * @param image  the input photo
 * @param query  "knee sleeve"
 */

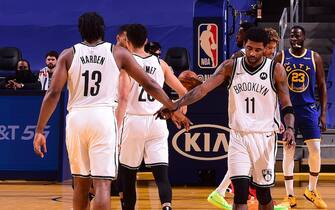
xmin=120 ymin=165 xmax=137 ymax=210
xmin=231 ymin=178 xmax=249 ymax=204
xmin=151 ymin=165 xmax=172 ymax=204
xmin=283 ymin=146 xmax=295 ymax=176
xmin=306 ymin=141 xmax=321 ymax=172
xmin=256 ymin=187 xmax=272 ymax=205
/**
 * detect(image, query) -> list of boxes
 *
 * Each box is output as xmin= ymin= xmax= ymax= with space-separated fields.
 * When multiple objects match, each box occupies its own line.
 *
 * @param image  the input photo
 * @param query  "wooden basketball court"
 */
xmin=0 ymin=179 xmax=334 ymax=210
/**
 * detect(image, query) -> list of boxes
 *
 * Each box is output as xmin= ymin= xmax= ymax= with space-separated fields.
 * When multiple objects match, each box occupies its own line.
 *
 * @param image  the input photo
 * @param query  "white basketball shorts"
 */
xmin=228 ymin=129 xmax=277 ymax=187
xmin=66 ymin=107 xmax=118 ymax=180
xmin=119 ymin=114 xmax=169 ymax=169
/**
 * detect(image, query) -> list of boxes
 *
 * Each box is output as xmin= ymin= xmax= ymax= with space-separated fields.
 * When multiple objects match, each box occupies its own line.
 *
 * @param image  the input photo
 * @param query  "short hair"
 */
xmin=78 ymin=12 xmax=105 ymax=43
xmin=245 ymin=27 xmax=269 ymax=46
xmin=144 ymin=41 xmax=161 ymax=55
xmin=240 ymin=22 xmax=255 ymax=32
xmin=291 ymin=25 xmax=305 ymax=35
xmin=126 ymin=24 xmax=147 ymax=48
xmin=45 ymin=50 xmax=59 ymax=59
xmin=265 ymin=28 xmax=279 ymax=44
xmin=16 ymin=59 xmax=31 ymax=70
xmin=117 ymin=24 xmax=129 ymax=35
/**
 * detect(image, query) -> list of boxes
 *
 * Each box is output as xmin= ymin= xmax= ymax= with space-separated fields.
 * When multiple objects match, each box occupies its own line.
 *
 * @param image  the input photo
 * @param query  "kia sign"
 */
xmin=172 ymin=124 xmax=230 ymax=161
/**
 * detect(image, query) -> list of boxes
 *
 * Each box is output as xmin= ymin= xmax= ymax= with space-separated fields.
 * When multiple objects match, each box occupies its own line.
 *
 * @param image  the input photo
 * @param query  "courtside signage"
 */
xmin=198 ymin=23 xmax=218 ymax=69
xmin=172 ymin=124 xmax=229 ymax=161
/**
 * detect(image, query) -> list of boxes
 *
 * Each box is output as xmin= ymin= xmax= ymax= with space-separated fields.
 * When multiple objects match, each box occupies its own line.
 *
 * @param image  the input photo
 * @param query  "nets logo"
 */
xmin=198 ymin=23 xmax=218 ymax=69
xmin=172 ymin=124 xmax=229 ymax=161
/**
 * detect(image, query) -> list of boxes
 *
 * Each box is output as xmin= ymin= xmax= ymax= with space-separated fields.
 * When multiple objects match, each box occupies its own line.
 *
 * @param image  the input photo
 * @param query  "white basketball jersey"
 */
xmin=126 ymin=54 xmax=164 ymax=115
xmin=228 ymin=57 xmax=280 ymax=132
xmin=67 ymin=42 xmax=119 ymax=111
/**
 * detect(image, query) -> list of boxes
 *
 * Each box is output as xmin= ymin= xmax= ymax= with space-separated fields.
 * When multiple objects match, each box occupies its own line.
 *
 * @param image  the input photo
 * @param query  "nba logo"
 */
xmin=198 ymin=23 xmax=218 ymax=69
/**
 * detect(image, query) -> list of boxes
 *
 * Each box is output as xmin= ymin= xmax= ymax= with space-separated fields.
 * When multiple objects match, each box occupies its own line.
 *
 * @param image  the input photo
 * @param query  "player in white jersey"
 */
xmin=116 ymin=24 xmax=187 ymax=210
xmin=157 ymin=27 xmax=295 ymax=210
xmin=33 ymin=13 xmax=190 ymax=210
xmin=208 ymin=27 xmax=282 ymax=210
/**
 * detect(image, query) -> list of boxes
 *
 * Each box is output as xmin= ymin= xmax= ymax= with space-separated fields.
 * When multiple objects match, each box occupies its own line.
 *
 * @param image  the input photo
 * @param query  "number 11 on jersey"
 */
xmin=245 ymin=97 xmax=255 ymax=113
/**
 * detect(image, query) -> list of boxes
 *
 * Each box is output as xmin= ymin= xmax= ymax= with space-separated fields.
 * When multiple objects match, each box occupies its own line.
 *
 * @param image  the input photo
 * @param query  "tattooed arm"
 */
xmin=175 ymin=59 xmax=234 ymax=108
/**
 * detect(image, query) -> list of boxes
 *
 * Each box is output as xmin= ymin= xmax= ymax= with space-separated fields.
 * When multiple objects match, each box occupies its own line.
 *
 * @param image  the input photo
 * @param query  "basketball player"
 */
xmin=33 ymin=12 xmax=189 ymax=210
xmin=157 ymin=27 xmax=295 ymax=210
xmin=116 ymin=24 xmax=129 ymax=49
xmin=275 ymin=25 xmax=328 ymax=209
xmin=230 ymin=22 xmax=255 ymax=59
xmin=208 ymin=27 xmax=282 ymax=210
xmin=117 ymin=24 xmax=187 ymax=210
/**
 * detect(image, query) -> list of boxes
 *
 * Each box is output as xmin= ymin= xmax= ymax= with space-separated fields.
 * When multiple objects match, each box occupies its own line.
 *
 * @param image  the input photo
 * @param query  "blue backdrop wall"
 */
xmin=0 ymin=0 xmax=194 ymax=70
xmin=0 ymin=0 xmax=256 ymax=71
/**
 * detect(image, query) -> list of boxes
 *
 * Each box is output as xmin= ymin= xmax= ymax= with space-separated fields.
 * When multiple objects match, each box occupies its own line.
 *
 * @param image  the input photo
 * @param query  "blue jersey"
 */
xmin=281 ymin=48 xmax=317 ymax=106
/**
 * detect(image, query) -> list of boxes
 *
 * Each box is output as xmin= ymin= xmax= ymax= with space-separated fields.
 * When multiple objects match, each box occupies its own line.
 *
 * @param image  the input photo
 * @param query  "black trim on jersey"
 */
xmin=91 ymin=175 xmax=116 ymax=180
xmin=146 ymin=162 xmax=169 ymax=168
xmin=120 ymin=163 xmax=141 ymax=170
xmin=227 ymin=58 xmax=237 ymax=89
xmin=133 ymin=54 xmax=153 ymax=59
xmin=80 ymin=41 xmax=106 ymax=47
xmin=274 ymin=133 xmax=278 ymax=160
xmin=119 ymin=115 xmax=127 ymax=145
xmin=72 ymin=174 xmax=90 ymax=178
xmin=269 ymin=59 xmax=277 ymax=93
xmin=113 ymin=115 xmax=118 ymax=177
xmin=274 ymin=117 xmax=280 ymax=130
xmin=111 ymin=44 xmax=114 ymax=53
xmin=230 ymin=175 xmax=251 ymax=180
xmin=251 ymin=180 xmax=275 ymax=188
xmin=274 ymin=98 xmax=280 ymax=130
xmin=72 ymin=46 xmax=76 ymax=54
xmin=72 ymin=173 xmax=116 ymax=180
xmin=241 ymin=57 xmax=266 ymax=75
xmin=156 ymin=56 xmax=161 ymax=64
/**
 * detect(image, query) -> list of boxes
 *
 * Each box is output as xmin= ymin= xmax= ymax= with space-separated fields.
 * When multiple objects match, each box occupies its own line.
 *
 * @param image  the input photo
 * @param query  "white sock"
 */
xmin=284 ymin=179 xmax=294 ymax=196
xmin=309 ymin=174 xmax=318 ymax=191
xmin=306 ymin=141 xmax=321 ymax=192
xmin=283 ymin=146 xmax=295 ymax=196
xmin=216 ymin=172 xmax=230 ymax=197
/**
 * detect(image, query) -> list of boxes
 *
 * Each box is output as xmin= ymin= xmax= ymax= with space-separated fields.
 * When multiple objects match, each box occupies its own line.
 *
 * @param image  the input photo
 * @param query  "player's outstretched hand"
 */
xmin=154 ymin=107 xmax=192 ymax=131
xmin=33 ymin=132 xmax=47 ymax=158
xmin=282 ymin=128 xmax=295 ymax=149
xmin=171 ymin=110 xmax=192 ymax=131
xmin=154 ymin=106 xmax=172 ymax=120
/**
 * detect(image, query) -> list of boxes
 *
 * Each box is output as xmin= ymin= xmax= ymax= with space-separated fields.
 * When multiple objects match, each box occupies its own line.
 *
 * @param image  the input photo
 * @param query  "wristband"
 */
xmin=282 ymin=106 xmax=294 ymax=116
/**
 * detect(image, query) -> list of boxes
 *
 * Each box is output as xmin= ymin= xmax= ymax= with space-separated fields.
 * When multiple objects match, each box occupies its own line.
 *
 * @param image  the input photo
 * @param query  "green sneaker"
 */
xmin=274 ymin=204 xmax=289 ymax=210
xmin=207 ymin=190 xmax=232 ymax=210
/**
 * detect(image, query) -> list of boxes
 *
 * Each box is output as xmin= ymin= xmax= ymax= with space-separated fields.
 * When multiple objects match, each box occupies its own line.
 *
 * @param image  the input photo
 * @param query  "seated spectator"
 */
xmin=0 ymin=59 xmax=41 ymax=90
xmin=144 ymin=41 xmax=161 ymax=57
xmin=39 ymin=50 xmax=59 ymax=90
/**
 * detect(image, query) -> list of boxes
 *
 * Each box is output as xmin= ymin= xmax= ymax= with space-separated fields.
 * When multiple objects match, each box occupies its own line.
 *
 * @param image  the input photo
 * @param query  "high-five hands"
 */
xmin=155 ymin=106 xmax=192 ymax=131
